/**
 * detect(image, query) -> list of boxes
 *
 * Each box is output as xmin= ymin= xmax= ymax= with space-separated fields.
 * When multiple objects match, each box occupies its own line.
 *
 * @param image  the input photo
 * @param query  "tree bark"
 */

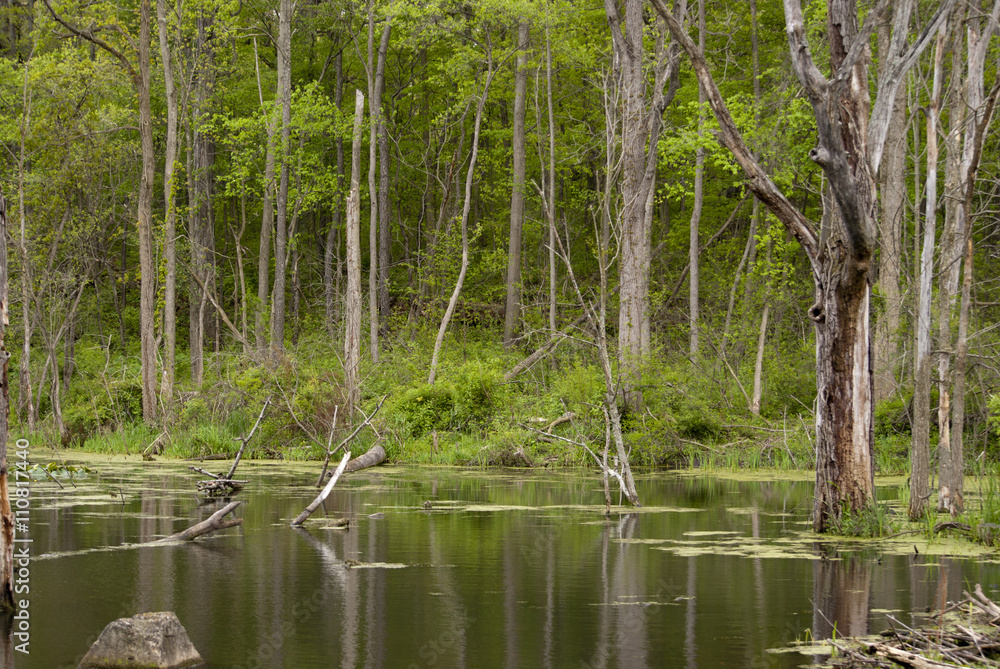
xmin=656 ymin=0 xmax=954 ymax=531
xmin=503 ymin=22 xmax=529 ymax=348
xmin=137 ymin=0 xmax=157 ymax=421
xmin=872 ymin=15 xmax=907 ymax=405
xmin=16 ymin=58 xmax=33 ymax=431
xmin=325 ymin=52 xmax=345 ymax=338
xmin=255 ymin=36 xmax=275 ymax=353
xmin=606 ymin=0 xmax=684 ymax=408
xmin=366 ymin=8 xmax=391 ymax=362
xmin=345 ymin=90 xmax=365 ymax=413
xmin=270 ymin=0 xmax=293 ymax=355
xmin=939 ymin=2 xmax=1000 ymax=515
xmin=189 ymin=8 xmax=216 ymax=387
xmin=157 ymin=0 xmax=178 ymax=401
xmin=378 ymin=117 xmax=391 ymax=324
xmin=688 ymin=0 xmax=705 ymax=358
xmin=0 ymin=191 xmax=14 ymax=610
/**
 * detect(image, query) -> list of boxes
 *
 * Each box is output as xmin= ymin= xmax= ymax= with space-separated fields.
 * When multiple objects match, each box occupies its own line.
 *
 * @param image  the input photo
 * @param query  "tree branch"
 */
xmin=653 ymin=0 xmax=819 ymax=272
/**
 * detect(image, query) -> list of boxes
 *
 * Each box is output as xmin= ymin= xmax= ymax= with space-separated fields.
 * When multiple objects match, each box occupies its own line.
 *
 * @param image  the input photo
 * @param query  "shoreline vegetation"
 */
xmin=12 ymin=325 xmax=1000 ymax=546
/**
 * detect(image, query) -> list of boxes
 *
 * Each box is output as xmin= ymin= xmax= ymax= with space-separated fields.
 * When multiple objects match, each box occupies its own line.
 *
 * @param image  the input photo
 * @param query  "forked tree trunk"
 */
xmin=344 ymin=90 xmax=365 ymax=413
xmin=605 ymin=0 xmax=683 ymax=408
xmin=658 ymin=0 xmax=954 ymax=531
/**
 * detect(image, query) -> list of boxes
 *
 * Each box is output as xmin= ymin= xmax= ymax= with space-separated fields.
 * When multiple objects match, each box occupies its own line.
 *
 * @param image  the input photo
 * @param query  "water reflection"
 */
xmin=812 ymin=548 xmax=872 ymax=639
xmin=17 ymin=464 xmax=1000 ymax=668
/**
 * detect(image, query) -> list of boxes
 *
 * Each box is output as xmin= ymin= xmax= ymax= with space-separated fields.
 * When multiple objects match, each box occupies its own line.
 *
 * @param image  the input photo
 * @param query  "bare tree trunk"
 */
xmin=345 ymin=90 xmax=365 ymax=413
xmin=545 ymin=18 xmax=557 ymax=337
xmin=325 ymin=52 xmax=344 ymax=338
xmin=428 ymin=50 xmax=497 ymax=386
xmin=947 ymin=236 xmax=973 ymax=515
xmin=656 ymin=0 xmax=954 ymax=531
xmin=378 ymin=118 xmax=391 ymax=324
xmin=0 ymin=191 xmax=15 ymax=610
xmin=137 ymin=0 xmax=157 ymax=421
xmin=270 ymin=0 xmax=293 ymax=356
xmin=157 ymin=0 xmax=179 ymax=401
xmin=688 ymin=0 xmax=705 ymax=358
xmin=939 ymin=2 xmax=1000 ymax=514
xmin=255 ymin=37 xmax=275 ymax=353
xmin=16 ymin=59 xmax=33 ymax=430
xmin=911 ymin=27 xmax=946 ymax=520
xmin=366 ymin=8 xmax=391 ymax=362
xmin=872 ymin=15 xmax=907 ymax=405
xmin=189 ymin=8 xmax=215 ymax=387
xmin=606 ymin=0 xmax=683 ymax=409
xmin=750 ymin=306 xmax=769 ymax=416
xmin=503 ymin=22 xmax=529 ymax=348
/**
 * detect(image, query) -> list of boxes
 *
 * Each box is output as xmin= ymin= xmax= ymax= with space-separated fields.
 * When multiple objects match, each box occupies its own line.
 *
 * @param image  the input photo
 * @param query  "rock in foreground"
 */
xmin=79 ymin=611 xmax=204 ymax=669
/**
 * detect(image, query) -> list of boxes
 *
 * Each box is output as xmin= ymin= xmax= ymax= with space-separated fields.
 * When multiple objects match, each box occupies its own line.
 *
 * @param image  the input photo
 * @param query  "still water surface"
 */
xmin=12 ymin=458 xmax=1000 ymax=668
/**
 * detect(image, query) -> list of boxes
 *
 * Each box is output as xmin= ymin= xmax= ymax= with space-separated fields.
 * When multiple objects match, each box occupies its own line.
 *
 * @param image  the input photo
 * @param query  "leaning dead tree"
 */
xmin=189 ymin=397 xmax=270 ymax=495
xmin=655 ymin=0 xmax=955 ymax=531
xmin=292 ymin=452 xmax=350 ymax=526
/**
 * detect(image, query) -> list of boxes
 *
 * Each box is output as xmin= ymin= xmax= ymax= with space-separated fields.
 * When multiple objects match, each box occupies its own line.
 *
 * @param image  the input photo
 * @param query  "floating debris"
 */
xmin=815 ymin=584 xmax=1000 ymax=668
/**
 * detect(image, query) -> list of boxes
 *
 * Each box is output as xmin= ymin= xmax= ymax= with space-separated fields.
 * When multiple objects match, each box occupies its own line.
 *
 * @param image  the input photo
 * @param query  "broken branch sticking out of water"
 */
xmin=158 ymin=501 xmax=243 ymax=542
xmin=293 ymin=452 xmax=350 ymax=526
xmin=188 ymin=397 xmax=270 ymax=496
xmin=316 ymin=396 xmax=387 ymax=487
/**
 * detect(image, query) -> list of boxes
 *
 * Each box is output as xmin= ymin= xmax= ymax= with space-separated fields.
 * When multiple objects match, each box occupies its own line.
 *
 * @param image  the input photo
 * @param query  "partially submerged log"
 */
xmin=320 ymin=442 xmax=386 ymax=483
xmin=158 ymin=501 xmax=242 ymax=542
xmin=292 ymin=452 xmax=350 ymax=526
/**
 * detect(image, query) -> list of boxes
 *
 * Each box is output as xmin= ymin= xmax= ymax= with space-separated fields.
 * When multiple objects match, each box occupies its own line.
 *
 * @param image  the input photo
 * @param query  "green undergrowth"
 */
xmin=13 ymin=323 xmax=998 ymax=491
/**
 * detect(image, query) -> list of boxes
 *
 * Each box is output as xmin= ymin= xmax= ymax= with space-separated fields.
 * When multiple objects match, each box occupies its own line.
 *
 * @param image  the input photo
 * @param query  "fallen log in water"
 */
xmin=158 ymin=501 xmax=243 ymax=542
xmin=320 ymin=442 xmax=386 ymax=483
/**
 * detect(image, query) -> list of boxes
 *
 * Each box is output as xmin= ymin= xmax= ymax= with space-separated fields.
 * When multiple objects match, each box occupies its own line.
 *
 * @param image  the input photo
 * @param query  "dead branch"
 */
xmin=158 ymin=501 xmax=243 ymax=542
xmin=227 ymin=396 xmax=270 ymax=480
xmin=317 ymin=396 xmax=387 ymax=486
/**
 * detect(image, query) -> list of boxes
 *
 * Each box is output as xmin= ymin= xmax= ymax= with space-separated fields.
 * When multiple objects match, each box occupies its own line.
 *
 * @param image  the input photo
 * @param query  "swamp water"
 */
xmin=8 ymin=457 xmax=1000 ymax=668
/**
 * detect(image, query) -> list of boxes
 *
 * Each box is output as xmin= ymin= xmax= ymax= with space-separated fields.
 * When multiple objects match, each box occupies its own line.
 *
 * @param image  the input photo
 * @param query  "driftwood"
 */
xmin=823 ymin=585 xmax=1000 ymax=668
xmin=158 ymin=501 xmax=243 ymax=542
xmin=316 ymin=396 xmax=387 ymax=487
xmin=292 ymin=452 xmax=350 ymax=526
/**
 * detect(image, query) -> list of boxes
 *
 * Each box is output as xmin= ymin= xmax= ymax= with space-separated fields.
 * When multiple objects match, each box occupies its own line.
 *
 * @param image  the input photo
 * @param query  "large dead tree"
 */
xmin=656 ymin=0 xmax=955 ymax=531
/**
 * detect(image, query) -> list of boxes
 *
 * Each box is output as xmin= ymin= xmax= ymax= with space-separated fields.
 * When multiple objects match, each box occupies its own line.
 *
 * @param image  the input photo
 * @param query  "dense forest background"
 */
xmin=2 ymin=0 xmax=999 ymax=478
